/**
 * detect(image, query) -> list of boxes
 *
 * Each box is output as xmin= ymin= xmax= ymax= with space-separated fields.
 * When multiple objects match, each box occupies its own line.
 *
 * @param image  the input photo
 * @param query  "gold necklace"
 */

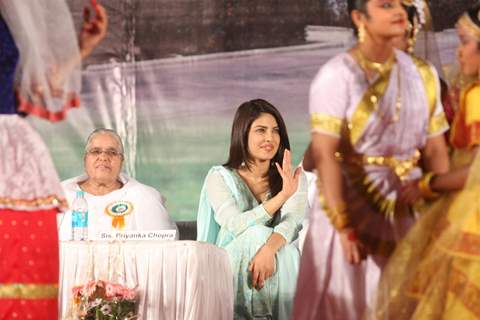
xmin=355 ymin=48 xmax=395 ymax=75
xmin=354 ymin=48 xmax=402 ymax=123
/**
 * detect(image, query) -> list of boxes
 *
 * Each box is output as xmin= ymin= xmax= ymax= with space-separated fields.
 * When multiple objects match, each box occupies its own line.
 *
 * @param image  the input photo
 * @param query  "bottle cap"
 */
xmin=76 ymin=190 xmax=85 ymax=198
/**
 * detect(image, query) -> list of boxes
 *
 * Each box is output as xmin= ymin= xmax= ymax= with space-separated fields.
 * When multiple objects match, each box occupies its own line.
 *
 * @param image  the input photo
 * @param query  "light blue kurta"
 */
xmin=197 ymin=165 xmax=307 ymax=319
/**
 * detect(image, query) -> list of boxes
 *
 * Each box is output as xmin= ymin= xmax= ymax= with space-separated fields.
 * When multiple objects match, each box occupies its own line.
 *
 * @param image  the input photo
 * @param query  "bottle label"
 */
xmin=72 ymin=210 xmax=88 ymax=228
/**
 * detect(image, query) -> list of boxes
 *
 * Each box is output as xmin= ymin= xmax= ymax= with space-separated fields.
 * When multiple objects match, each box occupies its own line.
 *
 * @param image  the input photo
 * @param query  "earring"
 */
xmin=407 ymin=25 xmax=419 ymax=54
xmin=358 ymin=23 xmax=366 ymax=44
xmin=406 ymin=22 xmax=413 ymax=35
xmin=407 ymin=37 xmax=415 ymax=54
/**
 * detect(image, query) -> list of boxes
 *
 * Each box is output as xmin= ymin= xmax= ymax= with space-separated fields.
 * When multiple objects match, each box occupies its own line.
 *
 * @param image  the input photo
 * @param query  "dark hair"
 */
xmin=401 ymin=3 xmax=420 ymax=43
xmin=347 ymin=0 xmax=369 ymax=36
xmin=467 ymin=4 xmax=480 ymax=27
xmin=404 ymin=3 xmax=419 ymax=26
xmin=224 ymin=99 xmax=290 ymax=201
xmin=464 ymin=4 xmax=480 ymax=49
xmin=348 ymin=0 xmax=368 ymax=15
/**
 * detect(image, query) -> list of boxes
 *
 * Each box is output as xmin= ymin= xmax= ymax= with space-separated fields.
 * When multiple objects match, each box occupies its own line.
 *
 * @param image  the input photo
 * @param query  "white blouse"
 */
xmin=58 ymin=173 xmax=178 ymax=241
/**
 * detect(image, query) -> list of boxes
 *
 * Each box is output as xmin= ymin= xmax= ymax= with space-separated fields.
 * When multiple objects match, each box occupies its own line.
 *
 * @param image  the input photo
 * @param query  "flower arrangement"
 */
xmin=71 ymin=280 xmax=138 ymax=320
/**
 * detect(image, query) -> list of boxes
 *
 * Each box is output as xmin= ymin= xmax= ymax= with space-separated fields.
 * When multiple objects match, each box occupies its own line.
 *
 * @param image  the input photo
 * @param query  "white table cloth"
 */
xmin=59 ymin=240 xmax=233 ymax=319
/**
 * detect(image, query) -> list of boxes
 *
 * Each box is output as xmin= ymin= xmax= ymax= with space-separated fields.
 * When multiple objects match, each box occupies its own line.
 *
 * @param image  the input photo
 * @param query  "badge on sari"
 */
xmin=104 ymin=201 xmax=133 ymax=229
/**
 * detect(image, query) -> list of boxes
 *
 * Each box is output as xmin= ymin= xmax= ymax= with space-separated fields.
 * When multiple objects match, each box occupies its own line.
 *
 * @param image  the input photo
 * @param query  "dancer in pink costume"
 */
xmin=293 ymin=0 xmax=450 ymax=319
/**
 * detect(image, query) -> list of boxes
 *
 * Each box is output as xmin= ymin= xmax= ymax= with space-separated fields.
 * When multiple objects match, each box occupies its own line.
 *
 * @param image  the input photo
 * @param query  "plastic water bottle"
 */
xmin=71 ymin=190 xmax=89 ymax=241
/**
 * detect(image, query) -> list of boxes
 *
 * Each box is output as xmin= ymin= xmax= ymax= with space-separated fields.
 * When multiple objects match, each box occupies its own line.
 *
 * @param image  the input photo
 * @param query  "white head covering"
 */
xmin=0 ymin=0 xmax=81 ymax=121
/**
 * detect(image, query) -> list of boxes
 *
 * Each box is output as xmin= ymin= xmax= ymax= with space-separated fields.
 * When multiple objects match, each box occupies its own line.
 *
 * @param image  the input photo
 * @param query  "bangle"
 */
xmin=418 ymin=172 xmax=440 ymax=199
xmin=325 ymin=201 xmax=350 ymax=230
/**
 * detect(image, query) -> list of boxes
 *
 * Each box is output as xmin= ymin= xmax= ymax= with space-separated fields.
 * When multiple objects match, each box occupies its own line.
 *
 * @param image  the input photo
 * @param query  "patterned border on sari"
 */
xmin=429 ymin=113 xmax=449 ymax=135
xmin=349 ymin=53 xmax=441 ymax=144
xmin=406 ymin=265 xmax=480 ymax=318
xmin=433 ymin=216 xmax=480 ymax=258
xmin=310 ymin=113 xmax=344 ymax=136
xmin=439 ymin=231 xmax=480 ymax=258
xmin=0 ymin=283 xmax=58 ymax=299
xmin=448 ymin=267 xmax=480 ymax=317
xmin=17 ymin=91 xmax=80 ymax=123
xmin=348 ymin=68 xmax=393 ymax=145
xmin=450 ymin=232 xmax=480 ymax=258
xmin=411 ymin=56 xmax=449 ymax=136
xmin=0 ymin=195 xmax=67 ymax=211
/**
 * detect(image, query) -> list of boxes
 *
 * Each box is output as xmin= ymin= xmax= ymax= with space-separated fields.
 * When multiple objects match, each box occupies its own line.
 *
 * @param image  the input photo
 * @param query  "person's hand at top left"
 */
xmin=79 ymin=0 xmax=108 ymax=59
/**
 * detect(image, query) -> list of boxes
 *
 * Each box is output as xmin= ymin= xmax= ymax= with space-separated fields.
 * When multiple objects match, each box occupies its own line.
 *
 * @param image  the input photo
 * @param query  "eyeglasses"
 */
xmin=86 ymin=148 xmax=123 ymax=158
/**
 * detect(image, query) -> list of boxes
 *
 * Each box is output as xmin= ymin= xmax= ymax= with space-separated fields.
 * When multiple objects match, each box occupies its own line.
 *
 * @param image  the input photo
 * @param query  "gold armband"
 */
xmin=418 ymin=172 xmax=440 ymax=199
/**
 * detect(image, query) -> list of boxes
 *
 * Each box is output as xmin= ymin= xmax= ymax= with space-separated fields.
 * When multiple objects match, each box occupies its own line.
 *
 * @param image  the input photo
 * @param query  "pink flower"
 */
xmin=72 ymin=286 xmax=82 ymax=297
xmin=85 ymin=281 xmax=97 ymax=297
xmin=124 ymin=289 xmax=136 ymax=301
xmin=105 ymin=283 xmax=115 ymax=298
xmin=108 ymin=283 xmax=120 ymax=297
xmin=71 ymin=280 xmax=139 ymax=319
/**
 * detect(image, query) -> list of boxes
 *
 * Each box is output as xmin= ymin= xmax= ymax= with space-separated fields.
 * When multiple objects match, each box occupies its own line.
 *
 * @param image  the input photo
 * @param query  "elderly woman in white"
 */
xmin=58 ymin=128 xmax=178 ymax=240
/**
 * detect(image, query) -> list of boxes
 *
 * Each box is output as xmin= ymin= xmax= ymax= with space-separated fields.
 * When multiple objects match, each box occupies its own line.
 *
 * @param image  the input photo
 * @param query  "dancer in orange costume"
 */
xmin=375 ymin=4 xmax=480 ymax=319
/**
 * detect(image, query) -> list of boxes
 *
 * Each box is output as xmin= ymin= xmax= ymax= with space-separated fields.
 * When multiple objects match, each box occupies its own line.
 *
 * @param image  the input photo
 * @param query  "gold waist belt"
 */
xmin=337 ymin=150 xmax=421 ymax=180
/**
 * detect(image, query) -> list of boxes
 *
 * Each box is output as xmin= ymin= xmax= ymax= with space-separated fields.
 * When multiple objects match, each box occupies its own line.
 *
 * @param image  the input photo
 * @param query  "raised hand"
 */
xmin=79 ymin=1 xmax=108 ymax=59
xmin=275 ymin=149 xmax=301 ymax=200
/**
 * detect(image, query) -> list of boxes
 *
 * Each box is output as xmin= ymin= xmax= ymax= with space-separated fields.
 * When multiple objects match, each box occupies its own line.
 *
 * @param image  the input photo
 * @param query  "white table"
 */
xmin=59 ymin=240 xmax=233 ymax=319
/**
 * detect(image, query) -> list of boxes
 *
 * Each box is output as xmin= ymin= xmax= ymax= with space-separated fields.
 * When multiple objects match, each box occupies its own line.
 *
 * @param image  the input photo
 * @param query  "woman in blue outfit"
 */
xmin=197 ymin=99 xmax=307 ymax=319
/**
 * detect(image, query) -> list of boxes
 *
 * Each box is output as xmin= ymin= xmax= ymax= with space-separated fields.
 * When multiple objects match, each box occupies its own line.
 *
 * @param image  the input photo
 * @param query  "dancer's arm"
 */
xmin=430 ymin=147 xmax=479 ymax=192
xmin=312 ymin=133 xmax=364 ymax=265
xmin=422 ymin=135 xmax=450 ymax=175
xmin=302 ymin=142 xmax=315 ymax=172
xmin=400 ymin=135 xmax=450 ymax=205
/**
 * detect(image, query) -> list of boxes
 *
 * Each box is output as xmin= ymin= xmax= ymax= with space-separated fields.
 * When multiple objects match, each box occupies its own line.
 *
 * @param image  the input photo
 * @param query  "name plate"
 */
xmin=96 ymin=230 xmax=177 ymax=241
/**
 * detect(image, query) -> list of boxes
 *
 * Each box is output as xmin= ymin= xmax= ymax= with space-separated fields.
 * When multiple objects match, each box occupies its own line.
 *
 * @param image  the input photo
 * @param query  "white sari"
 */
xmin=293 ymin=49 xmax=448 ymax=320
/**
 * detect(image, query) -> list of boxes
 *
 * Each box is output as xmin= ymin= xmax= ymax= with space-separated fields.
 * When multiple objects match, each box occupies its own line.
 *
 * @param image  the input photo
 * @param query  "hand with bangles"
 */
xmin=327 ymin=202 xmax=367 ymax=264
xmin=399 ymin=172 xmax=439 ymax=206
xmin=339 ymin=228 xmax=367 ymax=265
xmin=398 ymin=179 xmax=422 ymax=206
